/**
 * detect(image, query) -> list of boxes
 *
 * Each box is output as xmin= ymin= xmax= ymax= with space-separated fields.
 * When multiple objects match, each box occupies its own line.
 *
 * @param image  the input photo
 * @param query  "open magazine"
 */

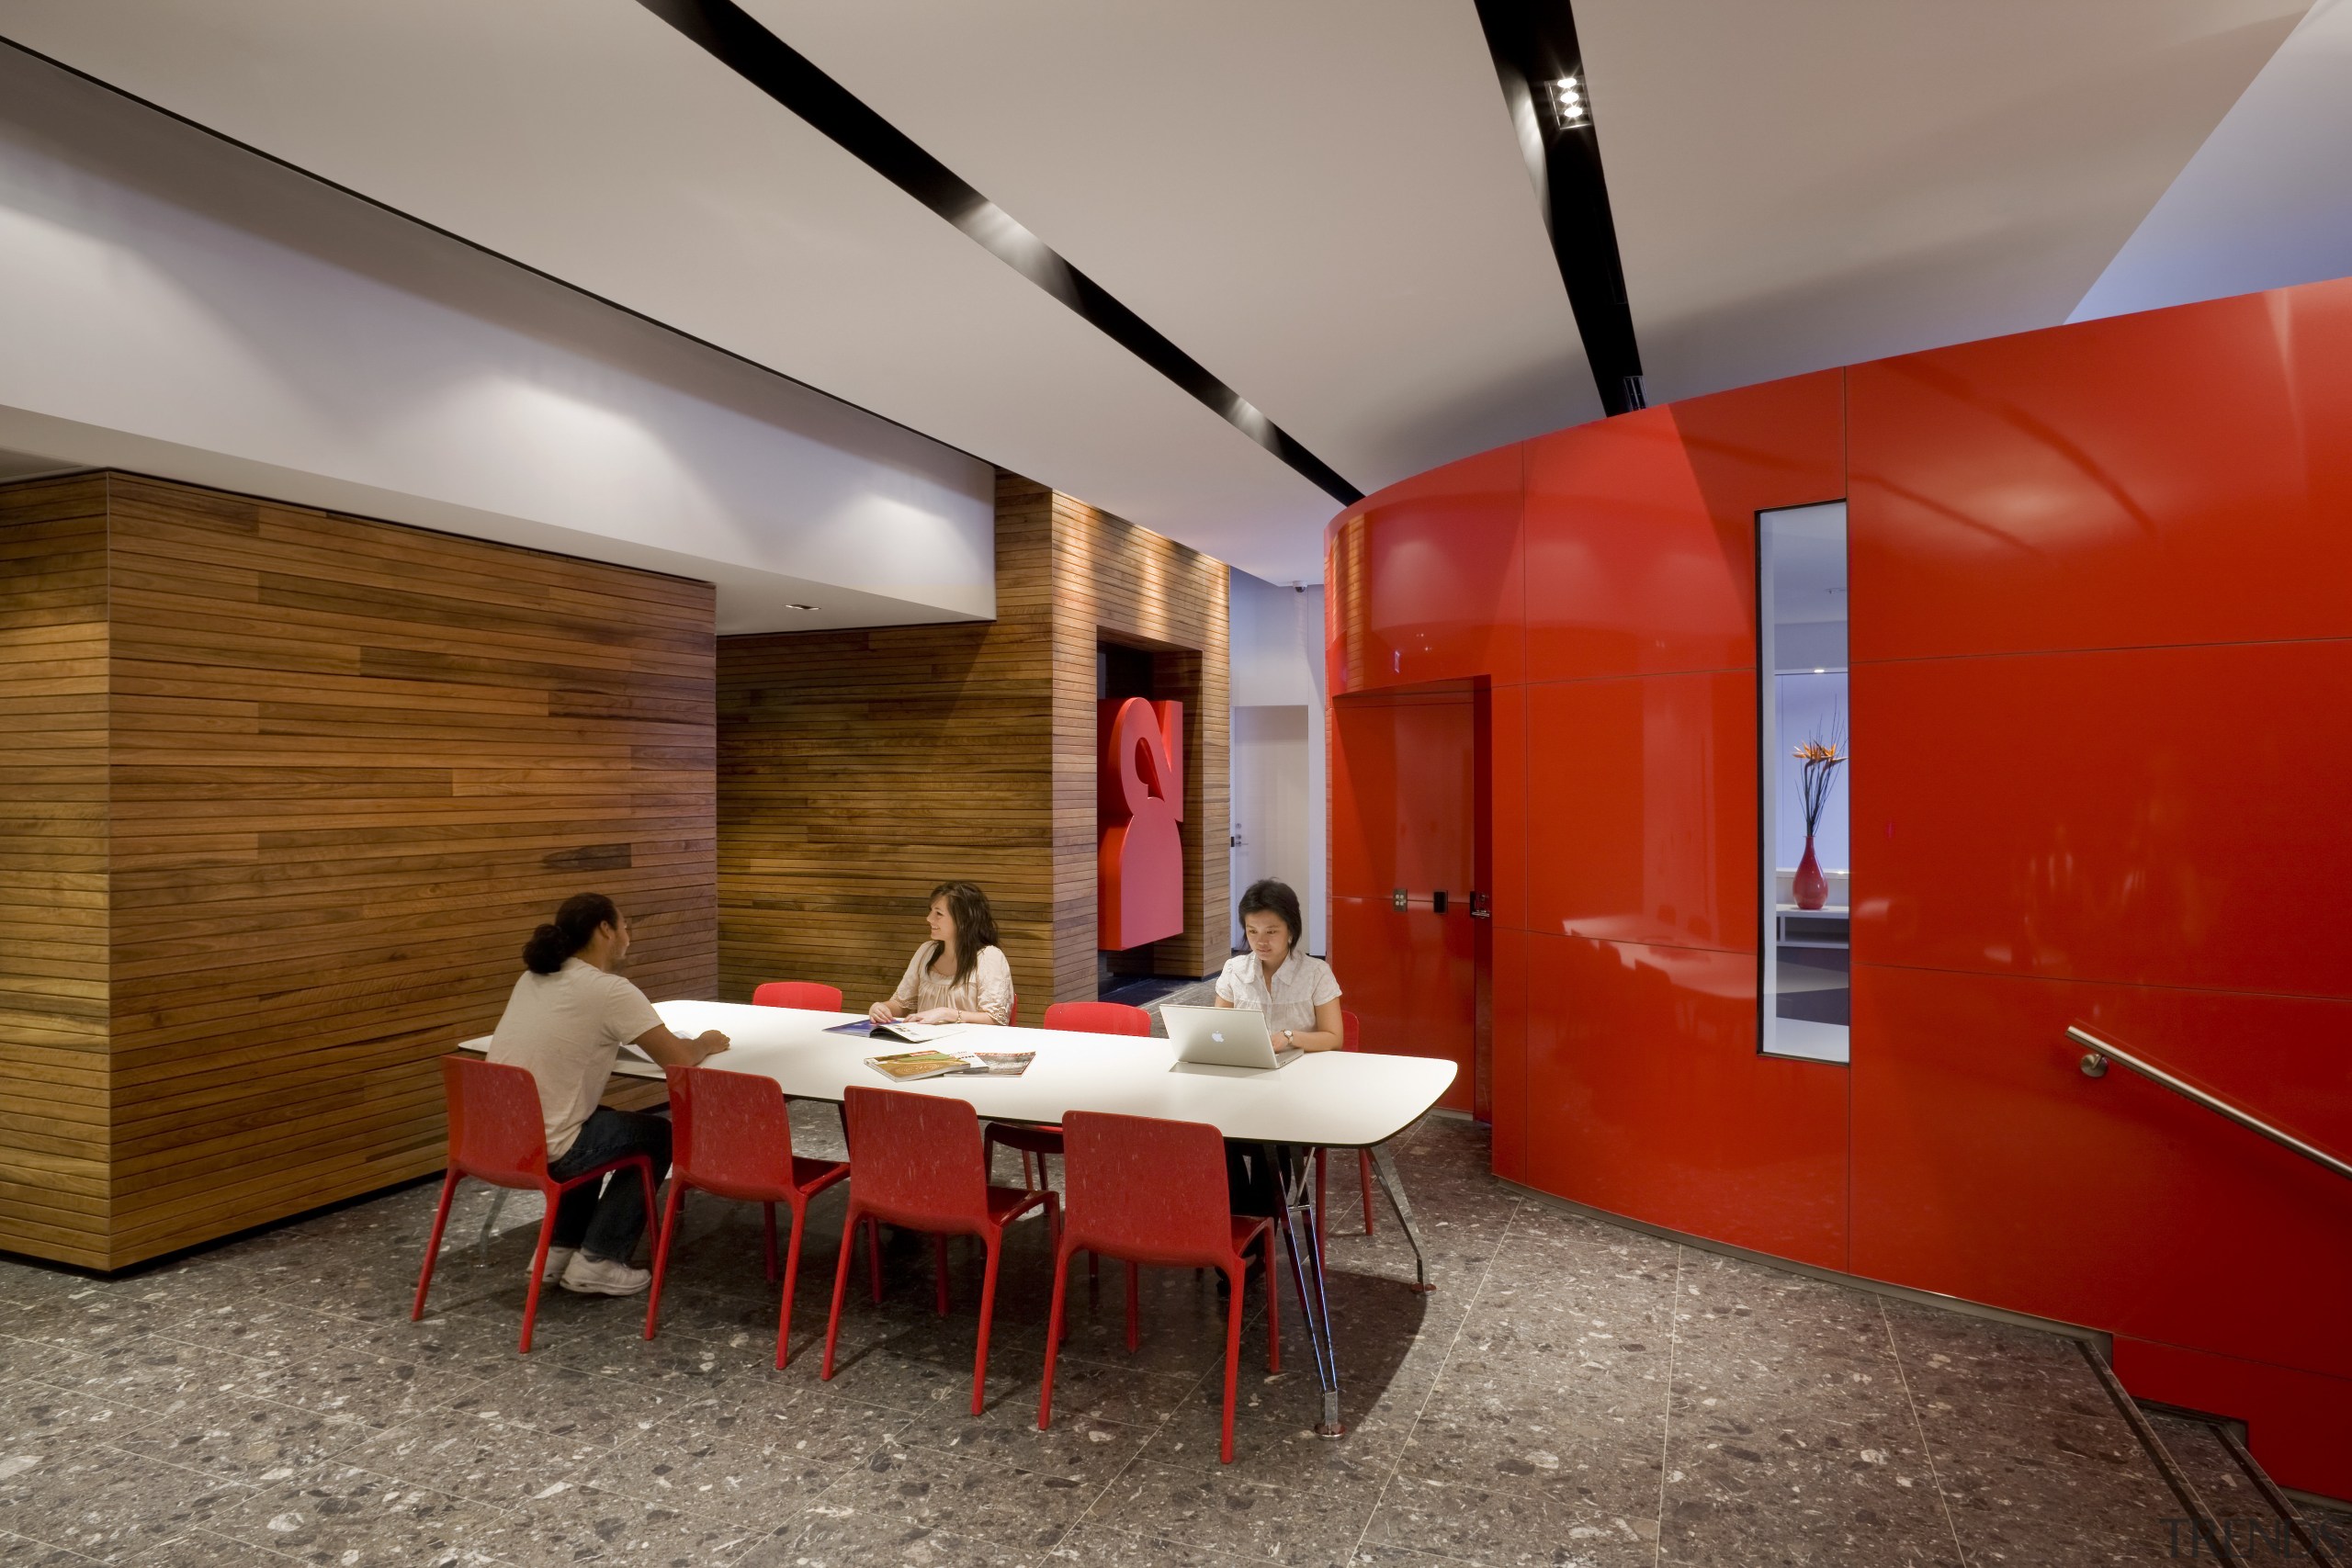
xmin=863 ymin=1048 xmax=1036 ymax=1082
xmin=825 ymin=1018 xmax=966 ymax=1045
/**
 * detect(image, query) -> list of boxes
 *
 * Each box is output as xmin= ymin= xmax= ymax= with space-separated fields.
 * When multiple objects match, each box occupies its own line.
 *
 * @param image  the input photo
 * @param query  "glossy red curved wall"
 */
xmin=1326 ymin=276 xmax=2352 ymax=1496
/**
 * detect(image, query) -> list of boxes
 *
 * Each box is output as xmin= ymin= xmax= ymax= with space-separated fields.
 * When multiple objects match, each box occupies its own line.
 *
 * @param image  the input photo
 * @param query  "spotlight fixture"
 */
xmin=785 ymin=603 xmax=816 ymax=611
xmin=1548 ymin=74 xmax=1589 ymax=131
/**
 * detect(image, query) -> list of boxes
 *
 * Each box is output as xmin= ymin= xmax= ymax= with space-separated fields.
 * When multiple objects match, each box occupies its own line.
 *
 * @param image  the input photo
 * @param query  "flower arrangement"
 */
xmin=1794 ymin=722 xmax=1847 ymax=838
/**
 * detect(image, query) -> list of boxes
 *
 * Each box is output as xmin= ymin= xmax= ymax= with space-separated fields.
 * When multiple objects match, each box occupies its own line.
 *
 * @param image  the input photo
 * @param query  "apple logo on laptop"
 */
xmin=1211 ymin=1032 xmax=1224 ymax=1043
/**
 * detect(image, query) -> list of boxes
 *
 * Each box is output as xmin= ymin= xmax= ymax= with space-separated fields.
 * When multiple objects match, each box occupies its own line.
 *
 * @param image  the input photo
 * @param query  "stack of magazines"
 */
xmin=864 ymin=1048 xmax=1036 ymax=1082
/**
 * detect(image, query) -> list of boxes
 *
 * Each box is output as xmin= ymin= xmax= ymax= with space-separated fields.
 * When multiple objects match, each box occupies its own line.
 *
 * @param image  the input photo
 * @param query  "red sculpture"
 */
xmin=1098 ymin=697 xmax=1184 ymax=950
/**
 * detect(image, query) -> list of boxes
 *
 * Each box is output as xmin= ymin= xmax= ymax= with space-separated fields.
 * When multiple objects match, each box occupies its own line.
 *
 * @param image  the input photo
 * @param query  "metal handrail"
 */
xmin=2070 ymin=1026 xmax=2352 ymax=1183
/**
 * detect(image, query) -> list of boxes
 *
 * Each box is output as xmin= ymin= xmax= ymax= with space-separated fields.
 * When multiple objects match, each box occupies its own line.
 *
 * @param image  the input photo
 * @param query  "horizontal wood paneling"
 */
xmin=718 ymin=472 xmax=1227 ymax=1013
xmin=0 ymin=471 xmax=717 ymax=1269
xmin=718 ymin=491 xmax=1056 ymax=1013
xmin=0 ymin=476 xmax=110 ymax=1269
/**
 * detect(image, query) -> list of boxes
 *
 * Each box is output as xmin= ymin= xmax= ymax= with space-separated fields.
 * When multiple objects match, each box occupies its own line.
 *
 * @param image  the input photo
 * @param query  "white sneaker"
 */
xmin=540 ymin=1246 xmax=577 ymax=1282
xmin=559 ymin=1254 xmax=650 ymax=1296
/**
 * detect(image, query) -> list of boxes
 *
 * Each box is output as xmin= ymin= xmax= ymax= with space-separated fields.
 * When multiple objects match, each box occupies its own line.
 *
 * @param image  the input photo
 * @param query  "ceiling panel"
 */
xmin=1576 ymin=0 xmax=2307 ymax=404
xmin=747 ymin=0 xmax=1601 ymax=496
xmin=0 ymin=0 xmax=1340 ymax=581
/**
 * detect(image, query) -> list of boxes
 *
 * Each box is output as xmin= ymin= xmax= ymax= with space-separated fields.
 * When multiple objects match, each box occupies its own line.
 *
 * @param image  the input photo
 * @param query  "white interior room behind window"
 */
xmin=1758 ymin=502 xmax=1849 ymax=1064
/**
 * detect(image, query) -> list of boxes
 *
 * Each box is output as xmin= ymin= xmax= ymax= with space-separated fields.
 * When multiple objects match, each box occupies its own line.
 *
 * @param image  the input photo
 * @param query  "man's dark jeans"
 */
xmin=547 ymin=1107 xmax=672 ymax=1264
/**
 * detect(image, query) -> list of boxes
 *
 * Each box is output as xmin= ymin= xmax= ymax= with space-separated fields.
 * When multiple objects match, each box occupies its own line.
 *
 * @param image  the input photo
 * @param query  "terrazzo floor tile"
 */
xmin=1364 ymin=1472 xmax=1658 ymax=1567
xmin=442 ymin=1359 xmax=688 ymax=1450
xmin=1936 ymin=1461 xmax=2190 ymax=1565
xmin=1657 ymin=1423 xmax=1964 ymax=1567
xmin=216 ymin=1464 xmax=511 ymax=1568
xmin=750 ymin=1506 xmax=1035 ymax=1568
xmin=1080 ymin=1457 xmax=1385 ymax=1567
xmin=340 ymin=1414 xmax=611 ymax=1509
xmin=829 ymin=1434 xmax=1113 ymax=1554
xmin=110 ymin=1393 xmax=378 ymax=1486
xmin=1041 ymin=1521 xmax=1266 ymax=1567
xmin=0 ymin=1440 xmax=248 ymax=1564
xmin=481 ymin=1481 xmax=789 ymax=1567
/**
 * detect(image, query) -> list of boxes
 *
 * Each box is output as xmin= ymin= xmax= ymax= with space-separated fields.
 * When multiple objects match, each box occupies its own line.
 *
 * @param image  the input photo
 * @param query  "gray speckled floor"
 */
xmin=0 ymin=1114 xmax=2204 ymax=1566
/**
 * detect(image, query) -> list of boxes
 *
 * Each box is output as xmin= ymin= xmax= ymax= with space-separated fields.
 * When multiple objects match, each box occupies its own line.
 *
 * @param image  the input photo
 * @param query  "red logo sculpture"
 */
xmin=1098 ymin=697 xmax=1184 ymax=950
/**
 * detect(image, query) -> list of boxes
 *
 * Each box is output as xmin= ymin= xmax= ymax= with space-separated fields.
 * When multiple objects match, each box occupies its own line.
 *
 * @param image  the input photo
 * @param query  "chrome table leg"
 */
xmin=1367 ymin=1143 xmax=1434 ymax=1293
xmin=1265 ymin=1143 xmax=1343 ymax=1436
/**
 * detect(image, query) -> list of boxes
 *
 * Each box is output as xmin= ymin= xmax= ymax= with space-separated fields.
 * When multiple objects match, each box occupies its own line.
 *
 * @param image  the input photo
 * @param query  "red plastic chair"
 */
xmin=820 ymin=1086 xmax=1055 ymax=1414
xmin=1039 ymin=1111 xmax=1279 ymax=1463
xmin=752 ymin=980 xmax=844 ymax=1011
xmin=412 ymin=1056 xmax=656 ymax=1354
xmin=643 ymin=1064 xmax=851 ymax=1368
xmin=984 ymin=1000 xmax=1150 ymax=1190
xmin=1314 ymin=1010 xmax=1377 ymax=1263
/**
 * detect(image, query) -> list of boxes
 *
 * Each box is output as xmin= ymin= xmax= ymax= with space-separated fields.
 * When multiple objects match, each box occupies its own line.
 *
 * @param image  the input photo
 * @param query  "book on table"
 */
xmin=862 ymin=1048 xmax=1037 ymax=1082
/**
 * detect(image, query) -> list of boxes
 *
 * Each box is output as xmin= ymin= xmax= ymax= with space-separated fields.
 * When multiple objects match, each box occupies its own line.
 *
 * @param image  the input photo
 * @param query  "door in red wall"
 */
xmin=1329 ymin=688 xmax=1483 ymax=1115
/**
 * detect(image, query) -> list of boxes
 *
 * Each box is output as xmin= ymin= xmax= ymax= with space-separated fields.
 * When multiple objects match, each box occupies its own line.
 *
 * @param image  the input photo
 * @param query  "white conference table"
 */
xmin=460 ymin=998 xmax=1456 ymax=1435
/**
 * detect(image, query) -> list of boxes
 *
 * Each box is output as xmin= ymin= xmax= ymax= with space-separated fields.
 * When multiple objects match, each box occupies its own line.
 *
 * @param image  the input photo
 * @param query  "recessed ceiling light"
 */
xmin=785 ymin=603 xmax=817 ymax=611
xmin=1549 ymin=76 xmax=1589 ymax=130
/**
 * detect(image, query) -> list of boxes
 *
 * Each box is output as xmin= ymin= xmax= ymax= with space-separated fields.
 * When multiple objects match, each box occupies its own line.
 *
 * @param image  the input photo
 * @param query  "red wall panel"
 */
xmin=1523 ymin=933 xmax=1848 ymax=1268
xmin=1524 ymin=372 xmax=1842 ymax=684
xmin=1523 ymin=671 xmax=1758 ymax=954
xmin=1851 ymin=963 xmax=2352 ymax=1378
xmin=1855 ymin=641 xmax=2352 ymax=998
xmin=2113 ymin=1338 xmax=2352 ymax=1502
xmin=1326 ymin=445 xmax=1523 ymax=696
xmin=1850 ymin=279 xmax=2352 ymax=663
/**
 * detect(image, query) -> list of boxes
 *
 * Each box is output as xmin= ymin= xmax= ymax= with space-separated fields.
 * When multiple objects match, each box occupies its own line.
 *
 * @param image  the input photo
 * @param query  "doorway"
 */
xmin=1229 ymin=705 xmax=1312 ymax=952
xmin=1329 ymin=687 xmax=1487 ymax=1117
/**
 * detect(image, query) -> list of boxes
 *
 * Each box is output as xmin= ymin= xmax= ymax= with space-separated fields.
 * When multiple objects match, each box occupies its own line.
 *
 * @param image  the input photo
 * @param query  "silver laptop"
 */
xmin=1163 ymin=1004 xmax=1301 ymax=1070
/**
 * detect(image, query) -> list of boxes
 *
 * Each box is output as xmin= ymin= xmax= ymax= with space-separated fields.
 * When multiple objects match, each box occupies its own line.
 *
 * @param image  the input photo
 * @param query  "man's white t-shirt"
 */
xmin=1214 ymin=949 xmax=1342 ymax=1037
xmin=486 ymin=958 xmax=661 ymax=1158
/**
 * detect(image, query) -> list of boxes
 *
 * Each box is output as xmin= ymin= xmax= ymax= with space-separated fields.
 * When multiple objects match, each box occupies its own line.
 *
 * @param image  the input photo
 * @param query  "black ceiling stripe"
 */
xmin=1471 ymin=0 xmax=1647 ymax=415
xmin=639 ymin=0 xmax=1364 ymax=507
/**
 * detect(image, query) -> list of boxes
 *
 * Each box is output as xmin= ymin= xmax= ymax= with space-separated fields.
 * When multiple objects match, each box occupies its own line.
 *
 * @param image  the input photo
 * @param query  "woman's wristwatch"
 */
xmin=1282 ymin=1029 xmax=1295 ymax=1048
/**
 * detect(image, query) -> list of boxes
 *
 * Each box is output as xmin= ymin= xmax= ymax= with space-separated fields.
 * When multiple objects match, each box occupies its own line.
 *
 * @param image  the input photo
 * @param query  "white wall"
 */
xmin=0 ymin=44 xmax=994 ymax=633
xmin=1227 ymin=570 xmax=1329 ymax=955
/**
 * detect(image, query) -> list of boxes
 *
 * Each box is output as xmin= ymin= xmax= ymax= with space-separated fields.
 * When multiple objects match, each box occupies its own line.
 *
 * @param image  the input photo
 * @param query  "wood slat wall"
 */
xmin=718 ymin=470 xmax=1227 ymax=1012
xmin=0 ymin=479 xmax=111 ymax=1269
xmin=0 ymin=472 xmax=718 ymax=1269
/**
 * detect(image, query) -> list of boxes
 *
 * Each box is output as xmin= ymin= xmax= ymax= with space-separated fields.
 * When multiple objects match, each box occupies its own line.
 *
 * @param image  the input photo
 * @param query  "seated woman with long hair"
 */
xmin=867 ymin=880 xmax=1015 ymax=1027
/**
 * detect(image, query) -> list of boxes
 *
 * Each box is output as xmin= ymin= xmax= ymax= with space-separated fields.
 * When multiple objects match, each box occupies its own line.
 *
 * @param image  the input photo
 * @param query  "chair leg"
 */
xmin=643 ymin=1180 xmax=687 ymax=1340
xmin=1125 ymin=1261 xmax=1141 ymax=1353
xmin=763 ymin=1201 xmax=780 ymax=1283
xmin=821 ymin=1201 xmax=862 ymax=1381
xmin=1037 ymin=1244 xmax=1073 ymax=1431
xmin=520 ymin=1201 xmax=560 ymax=1355
xmin=866 ymin=1216 xmax=883 ymax=1304
xmin=1262 ymin=1229 xmax=1281 ymax=1373
xmin=933 ymin=1233 xmax=951 ymax=1316
xmin=970 ymin=1232 xmax=1004 ymax=1416
xmin=1359 ymin=1150 xmax=1376 ymax=1235
xmin=775 ymin=1200 xmax=807 ymax=1371
xmin=411 ymin=1170 xmax=460 ymax=1322
xmin=1219 ymin=1260 xmax=1246 ymax=1463
xmin=636 ymin=1159 xmax=658 ymax=1256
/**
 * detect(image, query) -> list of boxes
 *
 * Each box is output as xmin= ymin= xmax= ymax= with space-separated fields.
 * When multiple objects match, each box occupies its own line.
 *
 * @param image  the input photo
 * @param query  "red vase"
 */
xmin=1792 ymin=835 xmax=1828 ymax=910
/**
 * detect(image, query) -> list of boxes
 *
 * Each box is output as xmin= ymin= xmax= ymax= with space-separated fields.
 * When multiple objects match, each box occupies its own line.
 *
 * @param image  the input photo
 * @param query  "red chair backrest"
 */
xmin=443 ymin=1056 xmax=551 ymax=1185
xmin=1059 ymin=1110 xmax=1236 ymax=1265
xmin=752 ymin=980 xmax=843 ymax=1011
xmin=666 ymin=1064 xmax=794 ymax=1200
xmin=1342 ymin=1009 xmax=1361 ymax=1052
xmin=842 ymin=1086 xmax=990 ymax=1228
xmin=1041 ymin=1001 xmax=1151 ymax=1036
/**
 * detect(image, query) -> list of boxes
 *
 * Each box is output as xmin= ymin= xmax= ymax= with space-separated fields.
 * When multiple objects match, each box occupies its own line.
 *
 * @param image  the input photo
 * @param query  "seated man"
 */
xmin=487 ymin=892 xmax=727 ymax=1295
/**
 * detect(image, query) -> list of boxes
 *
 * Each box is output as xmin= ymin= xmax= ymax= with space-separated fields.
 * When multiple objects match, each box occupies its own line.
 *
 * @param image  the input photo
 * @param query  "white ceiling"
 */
xmin=2073 ymin=0 xmax=2352 ymax=321
xmin=0 ymin=0 xmax=2324 ymax=589
xmin=747 ymin=0 xmax=1601 ymax=495
xmin=1577 ymin=0 xmax=2309 ymax=403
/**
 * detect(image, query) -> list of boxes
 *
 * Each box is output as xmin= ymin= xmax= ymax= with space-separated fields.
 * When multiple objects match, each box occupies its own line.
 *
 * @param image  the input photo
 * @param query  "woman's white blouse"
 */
xmin=1214 ymin=950 xmax=1341 ymax=1036
xmin=891 ymin=942 xmax=1016 ymax=1025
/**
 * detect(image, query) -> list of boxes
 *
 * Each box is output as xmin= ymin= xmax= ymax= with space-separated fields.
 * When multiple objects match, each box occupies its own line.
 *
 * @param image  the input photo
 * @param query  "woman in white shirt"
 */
xmin=1216 ymin=878 xmax=1342 ymax=1220
xmin=1215 ymin=878 xmax=1342 ymax=1051
xmin=868 ymin=881 xmax=1016 ymax=1027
